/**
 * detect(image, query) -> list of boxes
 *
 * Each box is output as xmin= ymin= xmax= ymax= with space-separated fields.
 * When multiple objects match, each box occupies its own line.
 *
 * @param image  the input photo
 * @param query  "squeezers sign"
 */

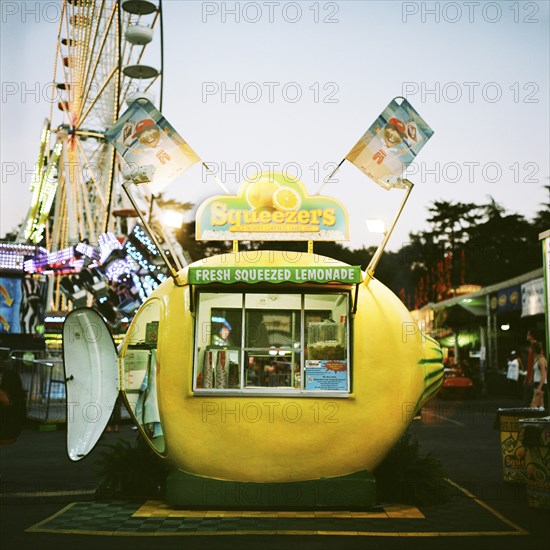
xmin=196 ymin=172 xmax=349 ymax=242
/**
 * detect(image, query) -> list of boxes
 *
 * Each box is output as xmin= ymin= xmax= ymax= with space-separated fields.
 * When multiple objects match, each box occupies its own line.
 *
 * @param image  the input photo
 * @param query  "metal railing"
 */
xmin=9 ymin=349 xmax=66 ymax=423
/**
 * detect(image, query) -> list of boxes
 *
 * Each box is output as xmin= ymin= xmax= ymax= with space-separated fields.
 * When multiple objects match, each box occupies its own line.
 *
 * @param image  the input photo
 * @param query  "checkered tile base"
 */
xmin=26 ymin=480 xmax=528 ymax=537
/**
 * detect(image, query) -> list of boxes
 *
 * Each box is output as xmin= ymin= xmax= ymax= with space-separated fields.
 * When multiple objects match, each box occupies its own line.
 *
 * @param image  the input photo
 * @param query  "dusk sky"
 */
xmin=1 ymin=0 xmax=549 ymax=251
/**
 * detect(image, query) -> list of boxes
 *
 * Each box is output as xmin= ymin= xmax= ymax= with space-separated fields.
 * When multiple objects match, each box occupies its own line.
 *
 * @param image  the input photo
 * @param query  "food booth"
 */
xmin=63 ymin=98 xmax=442 ymax=508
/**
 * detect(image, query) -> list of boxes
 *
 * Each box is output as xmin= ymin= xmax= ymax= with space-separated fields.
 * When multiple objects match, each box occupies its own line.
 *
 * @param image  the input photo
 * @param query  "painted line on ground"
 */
xmin=1 ymin=489 xmax=96 ymax=498
xmin=445 ymin=478 xmax=529 ymax=535
xmin=422 ymin=410 xmax=466 ymax=426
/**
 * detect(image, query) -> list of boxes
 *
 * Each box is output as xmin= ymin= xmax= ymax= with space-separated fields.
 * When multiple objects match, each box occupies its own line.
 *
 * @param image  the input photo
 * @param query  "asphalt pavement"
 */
xmin=1 ymin=396 xmax=549 ymax=550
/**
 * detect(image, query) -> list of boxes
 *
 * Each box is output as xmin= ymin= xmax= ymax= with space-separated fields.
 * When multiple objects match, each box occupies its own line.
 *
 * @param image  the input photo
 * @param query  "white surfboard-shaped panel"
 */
xmin=63 ymin=308 xmax=119 ymax=461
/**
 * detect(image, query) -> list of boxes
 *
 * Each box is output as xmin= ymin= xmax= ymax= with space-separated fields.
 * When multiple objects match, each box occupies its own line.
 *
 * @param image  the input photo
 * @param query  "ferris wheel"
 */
xmin=19 ymin=0 xmax=165 ymax=309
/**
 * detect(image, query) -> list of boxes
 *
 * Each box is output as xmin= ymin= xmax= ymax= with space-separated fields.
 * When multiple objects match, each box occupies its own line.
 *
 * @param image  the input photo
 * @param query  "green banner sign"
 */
xmin=189 ymin=266 xmax=362 ymax=285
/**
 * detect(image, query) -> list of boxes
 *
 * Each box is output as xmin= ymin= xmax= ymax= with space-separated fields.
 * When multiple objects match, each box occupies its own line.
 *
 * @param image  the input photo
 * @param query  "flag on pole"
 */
xmin=346 ymin=97 xmax=433 ymax=190
xmin=105 ymin=100 xmax=200 ymax=194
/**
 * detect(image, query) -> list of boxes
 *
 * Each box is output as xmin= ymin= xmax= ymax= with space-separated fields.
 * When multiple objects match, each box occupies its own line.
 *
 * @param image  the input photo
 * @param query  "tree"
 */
xmin=464 ymin=199 xmax=540 ymax=285
xmin=425 ymin=200 xmax=483 ymax=250
xmin=533 ymin=183 xmax=550 ymax=233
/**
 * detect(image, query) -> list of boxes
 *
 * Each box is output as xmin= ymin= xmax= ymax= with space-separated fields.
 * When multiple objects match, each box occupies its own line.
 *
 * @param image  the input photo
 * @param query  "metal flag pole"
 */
xmin=315 ymin=158 xmax=345 ymax=195
xmin=202 ymin=162 xmax=231 ymax=195
xmin=147 ymin=192 xmax=185 ymax=272
xmin=364 ymin=179 xmax=414 ymax=287
xmin=122 ymin=180 xmax=179 ymax=279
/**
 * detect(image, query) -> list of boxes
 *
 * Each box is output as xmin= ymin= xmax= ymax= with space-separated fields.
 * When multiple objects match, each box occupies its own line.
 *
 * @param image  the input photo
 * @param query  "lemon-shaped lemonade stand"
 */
xmin=64 ymin=171 xmax=443 ymax=508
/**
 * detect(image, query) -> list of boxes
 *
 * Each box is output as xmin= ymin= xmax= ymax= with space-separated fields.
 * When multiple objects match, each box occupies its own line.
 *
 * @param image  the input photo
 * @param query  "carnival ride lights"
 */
xmin=0 ymin=243 xmax=46 ymax=272
xmin=44 ymin=316 xmax=67 ymax=324
xmin=24 ymin=142 xmax=63 ymax=244
xmin=131 ymin=225 xmax=160 ymax=256
xmin=17 ymin=224 xmax=176 ymax=321
xmin=124 ymin=243 xmax=159 ymax=272
xmin=123 ymin=224 xmax=169 ymax=292
xmin=12 ymin=222 xmax=169 ymax=323
xmin=139 ymin=273 xmax=165 ymax=300
xmin=105 ymin=257 xmax=134 ymax=282
xmin=98 ymin=232 xmax=124 ymax=264
xmin=50 ymin=224 xmax=169 ymax=318
xmin=22 ymin=120 xmax=51 ymax=242
xmin=23 ymin=247 xmax=84 ymax=275
xmin=75 ymin=241 xmax=101 ymax=262
xmin=123 ymin=239 xmax=166 ymax=298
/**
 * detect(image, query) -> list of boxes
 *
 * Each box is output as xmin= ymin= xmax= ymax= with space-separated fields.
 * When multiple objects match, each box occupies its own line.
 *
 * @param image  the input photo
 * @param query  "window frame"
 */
xmin=192 ymin=288 xmax=352 ymax=398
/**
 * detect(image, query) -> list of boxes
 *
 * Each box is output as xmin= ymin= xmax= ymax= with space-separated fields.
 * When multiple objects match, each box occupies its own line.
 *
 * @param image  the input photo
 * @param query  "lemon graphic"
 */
xmin=273 ymin=186 xmax=301 ymax=211
xmin=246 ymin=178 xmax=280 ymax=209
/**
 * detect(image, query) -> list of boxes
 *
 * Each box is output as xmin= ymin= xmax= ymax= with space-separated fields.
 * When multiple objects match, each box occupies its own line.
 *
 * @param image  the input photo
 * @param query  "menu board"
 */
xmin=305 ymin=360 xmax=348 ymax=391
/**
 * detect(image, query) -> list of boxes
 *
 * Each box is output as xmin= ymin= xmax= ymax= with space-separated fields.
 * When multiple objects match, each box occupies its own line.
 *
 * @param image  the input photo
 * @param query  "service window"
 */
xmin=194 ymin=291 xmax=350 ymax=395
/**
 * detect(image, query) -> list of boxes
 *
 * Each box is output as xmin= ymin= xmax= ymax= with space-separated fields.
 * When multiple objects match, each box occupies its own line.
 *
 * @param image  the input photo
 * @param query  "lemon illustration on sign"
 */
xmin=273 ymin=186 xmax=301 ymax=211
xmin=245 ymin=178 xmax=280 ymax=209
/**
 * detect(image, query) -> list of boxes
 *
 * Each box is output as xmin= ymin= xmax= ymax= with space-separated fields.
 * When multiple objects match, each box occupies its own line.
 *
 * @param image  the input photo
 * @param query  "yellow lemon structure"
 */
xmin=149 ymin=253 xmax=440 ymax=479
xmin=64 ymin=251 xmax=442 ymax=491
